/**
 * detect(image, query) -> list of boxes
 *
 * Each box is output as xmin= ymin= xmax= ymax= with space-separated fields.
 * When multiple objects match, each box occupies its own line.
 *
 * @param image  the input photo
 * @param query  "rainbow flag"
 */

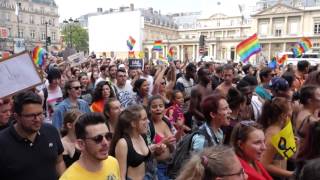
xmin=153 ymin=40 xmax=163 ymax=51
xmin=299 ymin=37 xmax=312 ymax=52
xmin=127 ymin=36 xmax=136 ymax=51
xmin=167 ymin=47 xmax=174 ymax=61
xmin=292 ymin=43 xmax=304 ymax=58
xmin=32 ymin=46 xmax=46 ymax=67
xmin=128 ymin=51 xmax=135 ymax=59
xmin=236 ymin=33 xmax=261 ymax=63
xmin=277 ymin=54 xmax=288 ymax=65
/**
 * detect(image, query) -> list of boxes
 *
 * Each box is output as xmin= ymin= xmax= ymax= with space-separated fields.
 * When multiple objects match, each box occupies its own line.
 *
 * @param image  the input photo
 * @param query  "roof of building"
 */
xmin=32 ymin=0 xmax=56 ymax=6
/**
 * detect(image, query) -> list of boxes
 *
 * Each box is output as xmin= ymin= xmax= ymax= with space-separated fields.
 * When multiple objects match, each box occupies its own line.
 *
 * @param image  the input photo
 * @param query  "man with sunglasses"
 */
xmin=60 ymin=112 xmax=120 ymax=180
xmin=53 ymin=80 xmax=91 ymax=130
xmin=0 ymin=91 xmax=65 ymax=180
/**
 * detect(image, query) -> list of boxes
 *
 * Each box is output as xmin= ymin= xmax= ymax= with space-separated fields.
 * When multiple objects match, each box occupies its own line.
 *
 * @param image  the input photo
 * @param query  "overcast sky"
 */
xmin=55 ymin=0 xmax=258 ymax=21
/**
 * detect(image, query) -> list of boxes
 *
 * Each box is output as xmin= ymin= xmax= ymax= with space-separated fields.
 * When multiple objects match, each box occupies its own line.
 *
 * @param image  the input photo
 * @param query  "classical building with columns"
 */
xmin=0 ymin=0 xmax=60 ymax=52
xmin=143 ymin=3 xmax=320 ymax=62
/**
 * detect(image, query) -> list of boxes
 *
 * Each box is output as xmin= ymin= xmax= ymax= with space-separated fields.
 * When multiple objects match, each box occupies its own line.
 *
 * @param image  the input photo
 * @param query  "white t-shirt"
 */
xmin=39 ymin=85 xmax=63 ymax=123
xmin=176 ymin=76 xmax=194 ymax=98
xmin=115 ymin=80 xmax=135 ymax=108
xmin=141 ymin=74 xmax=154 ymax=95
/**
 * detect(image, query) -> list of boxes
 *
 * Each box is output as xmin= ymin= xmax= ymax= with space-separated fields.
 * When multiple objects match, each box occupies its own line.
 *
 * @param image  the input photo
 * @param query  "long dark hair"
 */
xmin=92 ymin=81 xmax=115 ymax=102
xmin=297 ymin=121 xmax=320 ymax=160
xmin=109 ymin=105 xmax=145 ymax=156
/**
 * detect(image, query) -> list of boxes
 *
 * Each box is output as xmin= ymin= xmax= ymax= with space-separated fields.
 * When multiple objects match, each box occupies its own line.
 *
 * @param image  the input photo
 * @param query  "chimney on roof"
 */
xmin=97 ymin=8 xmax=103 ymax=13
xmin=148 ymin=7 xmax=153 ymax=14
xmin=130 ymin=3 xmax=134 ymax=11
xmin=120 ymin=6 xmax=125 ymax=12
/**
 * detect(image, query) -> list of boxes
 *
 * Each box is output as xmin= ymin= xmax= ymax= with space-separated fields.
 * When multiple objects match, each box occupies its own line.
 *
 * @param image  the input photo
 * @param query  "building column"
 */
xmin=268 ymin=43 xmax=272 ymax=60
xmin=283 ymin=43 xmax=286 ymax=52
xmin=269 ymin=18 xmax=273 ymax=36
xmin=208 ymin=44 xmax=212 ymax=57
xmin=284 ymin=16 xmax=288 ymax=36
xmin=148 ymin=47 xmax=152 ymax=60
xmin=213 ymin=44 xmax=217 ymax=60
xmin=192 ymin=45 xmax=196 ymax=60
xmin=181 ymin=45 xmax=184 ymax=62
xmin=176 ymin=45 xmax=180 ymax=60
xmin=196 ymin=45 xmax=200 ymax=60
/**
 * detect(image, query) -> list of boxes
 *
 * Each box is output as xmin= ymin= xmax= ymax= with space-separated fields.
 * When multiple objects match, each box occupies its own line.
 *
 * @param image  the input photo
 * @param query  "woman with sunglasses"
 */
xmin=61 ymin=110 xmax=83 ymax=167
xmin=152 ymin=63 xmax=176 ymax=108
xmin=103 ymin=98 xmax=122 ymax=134
xmin=109 ymin=105 xmax=151 ymax=180
xmin=230 ymin=120 xmax=272 ymax=180
xmin=259 ymin=97 xmax=295 ymax=179
xmin=90 ymin=81 xmax=116 ymax=113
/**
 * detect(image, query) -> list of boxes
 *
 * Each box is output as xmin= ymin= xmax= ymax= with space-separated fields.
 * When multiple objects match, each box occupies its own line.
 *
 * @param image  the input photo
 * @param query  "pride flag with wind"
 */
xmin=299 ymin=37 xmax=312 ymax=52
xmin=127 ymin=36 xmax=136 ymax=51
xmin=236 ymin=33 xmax=261 ymax=63
xmin=32 ymin=46 xmax=46 ymax=67
xmin=167 ymin=47 xmax=174 ymax=61
xmin=153 ymin=40 xmax=163 ymax=51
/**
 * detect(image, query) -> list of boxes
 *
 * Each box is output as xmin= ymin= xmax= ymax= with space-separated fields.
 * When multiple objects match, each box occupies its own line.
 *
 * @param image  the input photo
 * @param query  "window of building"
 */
xmin=258 ymin=19 xmax=269 ymax=36
xmin=214 ymin=31 xmax=222 ymax=37
xmin=314 ymin=23 xmax=320 ymax=35
xmin=8 ymin=28 xmax=12 ymax=37
xmin=30 ymin=15 xmax=34 ymax=24
xmin=288 ymin=17 xmax=300 ymax=35
xmin=51 ymin=19 xmax=55 ymax=26
xmin=18 ymin=30 xmax=23 ymax=38
xmin=41 ymin=32 xmax=46 ymax=41
xmin=217 ymin=20 xmax=220 ymax=27
xmin=314 ymin=43 xmax=320 ymax=47
xmin=51 ymin=32 xmax=56 ymax=41
xmin=30 ymin=30 xmax=35 ymax=39
xmin=40 ymin=7 xmax=45 ymax=14
xmin=275 ymin=29 xmax=282 ymax=36
xmin=5 ymin=13 xmax=10 ymax=21
xmin=41 ymin=17 xmax=45 ymax=25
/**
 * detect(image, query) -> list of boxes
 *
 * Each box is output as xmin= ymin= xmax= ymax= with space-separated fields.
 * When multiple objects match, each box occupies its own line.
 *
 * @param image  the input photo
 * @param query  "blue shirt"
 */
xmin=52 ymin=98 xmax=91 ymax=129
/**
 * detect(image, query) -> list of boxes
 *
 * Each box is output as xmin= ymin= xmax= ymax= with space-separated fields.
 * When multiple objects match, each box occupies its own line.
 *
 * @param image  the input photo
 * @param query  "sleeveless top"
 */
xmin=123 ymin=135 xmax=151 ymax=167
xmin=297 ymin=115 xmax=312 ymax=138
xmin=63 ymin=149 xmax=81 ymax=167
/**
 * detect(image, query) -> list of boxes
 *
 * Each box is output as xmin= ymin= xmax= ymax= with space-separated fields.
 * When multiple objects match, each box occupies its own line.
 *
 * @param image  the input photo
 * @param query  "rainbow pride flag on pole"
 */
xmin=292 ymin=43 xmax=304 ymax=58
xmin=127 ymin=36 xmax=136 ymax=51
xmin=299 ymin=37 xmax=312 ymax=52
xmin=167 ymin=47 xmax=174 ymax=61
xmin=236 ymin=33 xmax=261 ymax=63
xmin=32 ymin=46 xmax=46 ymax=67
xmin=277 ymin=54 xmax=288 ymax=65
xmin=153 ymin=40 xmax=163 ymax=51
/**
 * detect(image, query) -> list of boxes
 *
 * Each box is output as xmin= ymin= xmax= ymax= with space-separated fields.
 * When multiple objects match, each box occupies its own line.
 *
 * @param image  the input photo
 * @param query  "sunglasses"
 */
xmin=71 ymin=86 xmax=81 ymax=90
xmin=85 ymin=132 xmax=113 ymax=144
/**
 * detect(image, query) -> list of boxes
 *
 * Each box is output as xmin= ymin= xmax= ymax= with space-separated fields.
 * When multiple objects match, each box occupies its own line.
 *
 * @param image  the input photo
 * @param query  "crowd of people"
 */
xmin=1 ymin=54 xmax=320 ymax=180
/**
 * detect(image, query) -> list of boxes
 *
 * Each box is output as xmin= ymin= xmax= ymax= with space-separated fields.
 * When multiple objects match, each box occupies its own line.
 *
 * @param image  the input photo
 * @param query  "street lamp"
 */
xmin=63 ymin=18 xmax=79 ymax=48
xmin=16 ymin=2 xmax=21 ymax=38
xmin=45 ymin=21 xmax=48 ymax=51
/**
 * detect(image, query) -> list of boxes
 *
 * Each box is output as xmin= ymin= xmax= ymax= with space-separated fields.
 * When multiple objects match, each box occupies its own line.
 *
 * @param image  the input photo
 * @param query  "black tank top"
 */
xmin=63 ymin=149 xmax=81 ymax=167
xmin=123 ymin=135 xmax=151 ymax=167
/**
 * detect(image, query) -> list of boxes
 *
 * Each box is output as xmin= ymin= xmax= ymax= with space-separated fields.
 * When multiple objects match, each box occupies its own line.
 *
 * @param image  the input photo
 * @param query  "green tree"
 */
xmin=62 ymin=24 xmax=88 ymax=52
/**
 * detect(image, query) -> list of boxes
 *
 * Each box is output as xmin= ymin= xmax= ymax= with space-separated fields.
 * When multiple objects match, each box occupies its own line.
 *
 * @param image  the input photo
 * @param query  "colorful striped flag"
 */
xmin=127 ymin=36 xmax=136 ymax=51
xmin=167 ymin=47 xmax=174 ymax=61
xmin=299 ymin=37 xmax=312 ymax=52
xmin=277 ymin=54 xmax=288 ymax=65
xmin=128 ymin=51 xmax=135 ymax=59
xmin=32 ymin=46 xmax=46 ymax=67
xmin=236 ymin=33 xmax=261 ymax=63
xmin=292 ymin=43 xmax=304 ymax=58
xmin=153 ymin=40 xmax=163 ymax=51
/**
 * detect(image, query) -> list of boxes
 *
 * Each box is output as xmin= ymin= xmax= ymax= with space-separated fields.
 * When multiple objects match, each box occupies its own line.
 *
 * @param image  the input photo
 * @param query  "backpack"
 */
xmin=167 ymin=127 xmax=212 ymax=179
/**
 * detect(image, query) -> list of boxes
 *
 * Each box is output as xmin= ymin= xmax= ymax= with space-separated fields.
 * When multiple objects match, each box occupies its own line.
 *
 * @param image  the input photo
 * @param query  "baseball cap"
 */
xmin=269 ymin=77 xmax=289 ymax=92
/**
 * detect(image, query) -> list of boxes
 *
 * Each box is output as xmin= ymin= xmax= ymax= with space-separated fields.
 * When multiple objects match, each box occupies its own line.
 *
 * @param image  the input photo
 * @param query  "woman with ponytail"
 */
xmin=176 ymin=146 xmax=247 ymax=180
xmin=61 ymin=110 xmax=82 ymax=167
xmin=259 ymin=97 xmax=295 ymax=179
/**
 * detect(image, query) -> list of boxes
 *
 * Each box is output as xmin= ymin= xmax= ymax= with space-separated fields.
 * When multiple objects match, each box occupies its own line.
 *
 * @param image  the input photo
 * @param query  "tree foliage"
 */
xmin=62 ymin=24 xmax=88 ymax=52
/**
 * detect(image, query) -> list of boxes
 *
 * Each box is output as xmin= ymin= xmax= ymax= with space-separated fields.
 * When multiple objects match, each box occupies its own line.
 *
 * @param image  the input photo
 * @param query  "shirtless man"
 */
xmin=216 ymin=64 xmax=235 ymax=97
xmin=189 ymin=67 xmax=213 ymax=127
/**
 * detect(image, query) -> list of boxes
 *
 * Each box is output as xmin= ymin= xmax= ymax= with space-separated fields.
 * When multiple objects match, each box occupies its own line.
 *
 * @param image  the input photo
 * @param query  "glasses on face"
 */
xmin=71 ymin=86 xmax=81 ymax=90
xmin=21 ymin=112 xmax=44 ymax=119
xmin=85 ymin=132 xmax=113 ymax=144
xmin=219 ymin=168 xmax=246 ymax=179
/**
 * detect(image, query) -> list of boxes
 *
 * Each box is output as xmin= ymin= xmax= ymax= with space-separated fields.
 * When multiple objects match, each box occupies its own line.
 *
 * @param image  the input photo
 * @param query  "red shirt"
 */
xmin=238 ymin=156 xmax=273 ymax=180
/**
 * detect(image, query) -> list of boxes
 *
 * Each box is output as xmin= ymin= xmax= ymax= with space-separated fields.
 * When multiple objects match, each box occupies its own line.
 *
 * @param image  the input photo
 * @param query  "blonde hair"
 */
xmin=176 ymin=146 xmax=236 ymax=180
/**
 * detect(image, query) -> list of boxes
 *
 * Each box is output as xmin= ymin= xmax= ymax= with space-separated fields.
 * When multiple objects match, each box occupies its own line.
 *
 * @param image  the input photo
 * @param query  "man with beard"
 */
xmin=60 ymin=112 xmax=120 ymax=180
xmin=53 ymin=80 xmax=91 ymax=129
xmin=216 ymin=64 xmax=235 ymax=97
xmin=0 ymin=91 xmax=65 ymax=180
xmin=189 ymin=67 xmax=213 ymax=128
